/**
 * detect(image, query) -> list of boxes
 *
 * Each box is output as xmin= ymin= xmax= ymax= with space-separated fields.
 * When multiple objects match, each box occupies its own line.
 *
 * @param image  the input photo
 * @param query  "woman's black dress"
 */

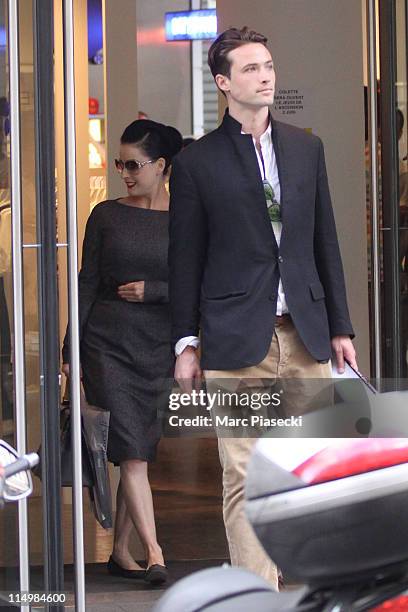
xmin=63 ymin=200 xmax=174 ymax=464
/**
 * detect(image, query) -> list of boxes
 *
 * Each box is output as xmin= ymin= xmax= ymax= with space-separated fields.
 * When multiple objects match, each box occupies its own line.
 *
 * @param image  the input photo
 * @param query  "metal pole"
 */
xmin=379 ymin=0 xmax=401 ymax=380
xmin=62 ymin=1 xmax=86 ymax=610
xmin=33 ymin=0 xmax=64 ymax=605
xmin=367 ymin=0 xmax=382 ymax=380
xmin=406 ymin=0 xmax=408 ymax=167
xmin=7 ymin=1 xmax=30 ymax=610
xmin=191 ymin=0 xmax=204 ymax=137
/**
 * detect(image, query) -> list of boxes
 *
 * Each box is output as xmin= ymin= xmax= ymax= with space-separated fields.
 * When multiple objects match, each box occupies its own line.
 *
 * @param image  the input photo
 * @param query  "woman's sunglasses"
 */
xmin=115 ymin=158 xmax=157 ymax=173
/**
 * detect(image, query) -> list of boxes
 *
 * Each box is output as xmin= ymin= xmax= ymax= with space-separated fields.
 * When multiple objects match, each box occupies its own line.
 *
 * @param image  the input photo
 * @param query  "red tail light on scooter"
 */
xmin=293 ymin=439 xmax=408 ymax=485
xmin=371 ymin=594 xmax=408 ymax=610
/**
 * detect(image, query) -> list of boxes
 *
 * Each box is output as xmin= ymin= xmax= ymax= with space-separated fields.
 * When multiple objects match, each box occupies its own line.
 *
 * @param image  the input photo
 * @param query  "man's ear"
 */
xmin=215 ymin=73 xmax=230 ymax=94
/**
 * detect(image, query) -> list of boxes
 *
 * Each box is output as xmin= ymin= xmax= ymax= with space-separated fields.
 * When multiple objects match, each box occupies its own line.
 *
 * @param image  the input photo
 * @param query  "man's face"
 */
xmin=216 ymin=43 xmax=276 ymax=109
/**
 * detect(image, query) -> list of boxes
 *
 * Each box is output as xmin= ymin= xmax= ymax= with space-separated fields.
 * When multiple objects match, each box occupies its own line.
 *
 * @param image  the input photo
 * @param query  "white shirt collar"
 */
xmin=241 ymin=121 xmax=272 ymax=142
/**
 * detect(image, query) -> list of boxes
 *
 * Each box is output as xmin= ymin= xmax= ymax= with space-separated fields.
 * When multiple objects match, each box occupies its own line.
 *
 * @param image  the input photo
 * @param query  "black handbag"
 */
xmin=33 ymin=399 xmax=94 ymax=488
xmin=59 ymin=401 xmax=94 ymax=487
xmin=33 ymin=389 xmax=112 ymax=529
xmin=80 ymin=391 xmax=112 ymax=529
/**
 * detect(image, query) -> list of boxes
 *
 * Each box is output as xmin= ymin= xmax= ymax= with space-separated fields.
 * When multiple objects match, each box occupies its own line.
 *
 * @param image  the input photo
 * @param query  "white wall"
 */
xmin=217 ymin=0 xmax=370 ymax=373
xmin=104 ymin=0 xmax=139 ymax=198
xmin=136 ymin=0 xmax=192 ymax=135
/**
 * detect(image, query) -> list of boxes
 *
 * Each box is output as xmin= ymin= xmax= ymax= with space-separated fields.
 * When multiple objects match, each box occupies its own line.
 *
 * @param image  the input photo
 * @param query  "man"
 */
xmin=169 ymin=27 xmax=356 ymax=589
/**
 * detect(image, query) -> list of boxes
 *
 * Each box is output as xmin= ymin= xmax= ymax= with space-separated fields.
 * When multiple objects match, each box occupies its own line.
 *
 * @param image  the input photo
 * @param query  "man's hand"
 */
xmin=175 ymin=346 xmax=202 ymax=393
xmin=331 ymin=335 xmax=358 ymax=374
xmin=118 ymin=281 xmax=145 ymax=302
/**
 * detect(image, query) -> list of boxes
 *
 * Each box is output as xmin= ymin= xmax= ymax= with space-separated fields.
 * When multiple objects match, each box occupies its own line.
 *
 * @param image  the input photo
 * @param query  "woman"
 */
xmin=62 ymin=120 xmax=183 ymax=584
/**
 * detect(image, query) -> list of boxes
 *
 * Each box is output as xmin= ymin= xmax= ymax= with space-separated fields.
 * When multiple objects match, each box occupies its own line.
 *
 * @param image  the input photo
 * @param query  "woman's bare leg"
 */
xmin=120 ymin=459 xmax=164 ymax=568
xmin=111 ymin=480 xmax=145 ymax=570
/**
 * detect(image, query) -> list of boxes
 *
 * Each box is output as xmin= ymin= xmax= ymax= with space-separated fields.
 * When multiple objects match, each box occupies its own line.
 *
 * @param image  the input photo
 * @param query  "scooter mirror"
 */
xmin=0 ymin=440 xmax=33 ymax=501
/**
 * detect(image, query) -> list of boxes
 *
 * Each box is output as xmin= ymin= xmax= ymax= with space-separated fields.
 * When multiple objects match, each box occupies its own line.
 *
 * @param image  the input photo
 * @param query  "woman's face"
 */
xmin=117 ymin=143 xmax=165 ymax=197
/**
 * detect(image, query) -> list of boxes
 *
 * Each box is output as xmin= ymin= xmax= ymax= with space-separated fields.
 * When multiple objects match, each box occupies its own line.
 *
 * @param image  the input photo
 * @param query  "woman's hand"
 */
xmin=117 ymin=281 xmax=145 ymax=302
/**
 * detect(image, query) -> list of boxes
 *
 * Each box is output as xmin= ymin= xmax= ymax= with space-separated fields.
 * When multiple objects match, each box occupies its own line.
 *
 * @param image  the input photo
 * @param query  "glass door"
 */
xmin=0 ymin=0 xmax=19 ymax=598
xmin=0 ymin=0 xmax=65 ymax=605
xmin=0 ymin=1 xmax=86 ymax=609
xmin=368 ymin=0 xmax=408 ymax=380
xmin=396 ymin=0 xmax=408 ymax=377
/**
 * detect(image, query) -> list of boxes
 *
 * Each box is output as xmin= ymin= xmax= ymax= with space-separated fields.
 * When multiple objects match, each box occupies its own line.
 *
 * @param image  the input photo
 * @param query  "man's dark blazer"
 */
xmin=169 ymin=109 xmax=354 ymax=370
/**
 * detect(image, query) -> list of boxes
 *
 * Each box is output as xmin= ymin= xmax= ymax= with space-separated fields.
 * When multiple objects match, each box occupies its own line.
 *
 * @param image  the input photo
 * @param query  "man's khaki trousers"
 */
xmin=205 ymin=316 xmax=332 ymax=590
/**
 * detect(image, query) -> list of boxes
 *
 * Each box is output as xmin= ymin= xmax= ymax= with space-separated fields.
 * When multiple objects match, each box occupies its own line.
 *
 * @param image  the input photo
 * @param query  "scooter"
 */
xmin=152 ymin=391 xmax=408 ymax=612
xmin=0 ymin=439 xmax=39 ymax=506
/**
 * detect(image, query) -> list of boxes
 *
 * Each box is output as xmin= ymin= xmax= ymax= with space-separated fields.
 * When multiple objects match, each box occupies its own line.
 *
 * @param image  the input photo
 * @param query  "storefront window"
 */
xmin=88 ymin=0 xmax=106 ymax=210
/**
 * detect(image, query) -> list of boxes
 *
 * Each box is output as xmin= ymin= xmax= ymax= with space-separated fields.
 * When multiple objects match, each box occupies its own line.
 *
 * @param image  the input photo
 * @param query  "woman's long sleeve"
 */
xmin=143 ymin=280 xmax=169 ymax=303
xmin=62 ymin=208 xmax=102 ymax=362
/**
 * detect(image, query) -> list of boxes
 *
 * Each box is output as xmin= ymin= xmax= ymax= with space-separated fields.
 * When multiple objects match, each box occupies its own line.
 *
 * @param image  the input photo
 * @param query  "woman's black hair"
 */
xmin=120 ymin=119 xmax=183 ymax=173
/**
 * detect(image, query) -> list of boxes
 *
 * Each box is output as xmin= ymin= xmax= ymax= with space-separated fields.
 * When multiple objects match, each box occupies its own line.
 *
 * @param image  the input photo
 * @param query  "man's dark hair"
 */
xmin=208 ymin=26 xmax=268 ymax=79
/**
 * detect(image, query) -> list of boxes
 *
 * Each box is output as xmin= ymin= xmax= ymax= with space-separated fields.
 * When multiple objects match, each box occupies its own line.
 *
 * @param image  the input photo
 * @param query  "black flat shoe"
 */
xmin=144 ymin=564 xmax=168 ymax=585
xmin=107 ymin=555 xmax=146 ymax=579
